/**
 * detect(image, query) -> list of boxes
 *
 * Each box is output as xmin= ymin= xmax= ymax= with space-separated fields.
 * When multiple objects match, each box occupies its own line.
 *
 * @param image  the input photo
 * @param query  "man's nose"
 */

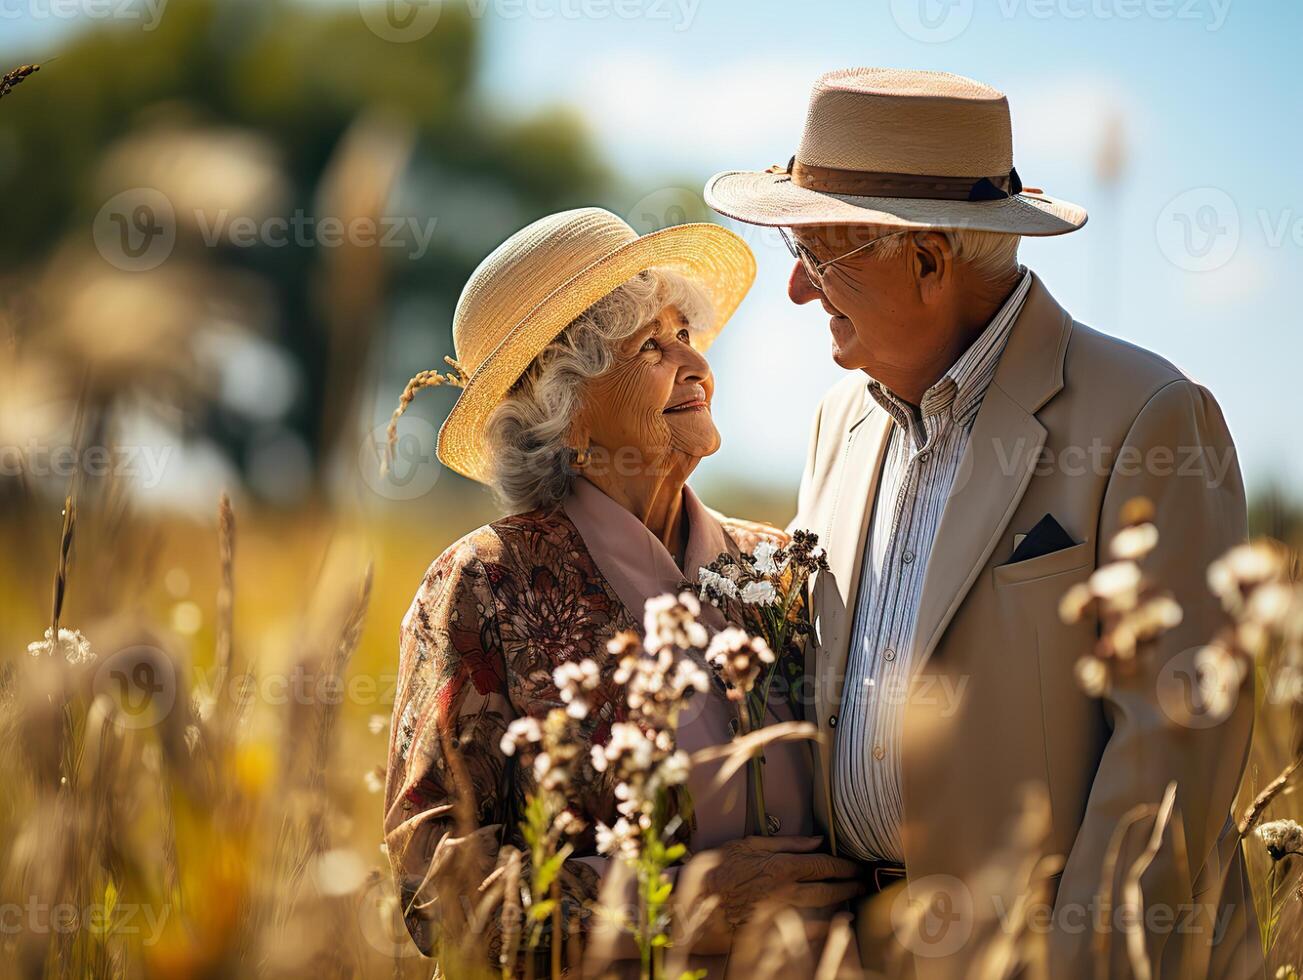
xmin=788 ymin=259 xmax=822 ymax=305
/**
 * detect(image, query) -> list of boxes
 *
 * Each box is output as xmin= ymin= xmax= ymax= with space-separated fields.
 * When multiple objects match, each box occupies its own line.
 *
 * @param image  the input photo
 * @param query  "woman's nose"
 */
xmin=678 ymin=341 xmax=710 ymax=384
xmin=788 ymin=259 xmax=822 ymax=305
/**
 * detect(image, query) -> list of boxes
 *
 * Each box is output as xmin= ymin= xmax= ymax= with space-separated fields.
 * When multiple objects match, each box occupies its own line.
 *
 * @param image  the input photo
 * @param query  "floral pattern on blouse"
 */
xmin=384 ymin=505 xmax=785 ymax=965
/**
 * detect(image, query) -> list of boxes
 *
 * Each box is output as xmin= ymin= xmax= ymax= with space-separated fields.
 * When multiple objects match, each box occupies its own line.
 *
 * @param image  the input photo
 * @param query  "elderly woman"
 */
xmin=383 ymin=209 xmax=860 ymax=974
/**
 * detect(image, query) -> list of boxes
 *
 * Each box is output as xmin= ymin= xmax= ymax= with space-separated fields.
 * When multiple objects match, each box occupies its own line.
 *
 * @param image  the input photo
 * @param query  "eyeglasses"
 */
xmin=778 ymin=227 xmax=911 ymax=289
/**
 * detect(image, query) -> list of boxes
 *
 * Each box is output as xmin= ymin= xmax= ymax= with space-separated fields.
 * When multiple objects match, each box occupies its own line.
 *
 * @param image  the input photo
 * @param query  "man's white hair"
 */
xmin=875 ymin=228 xmax=1021 ymax=283
xmin=483 ymin=268 xmax=714 ymax=514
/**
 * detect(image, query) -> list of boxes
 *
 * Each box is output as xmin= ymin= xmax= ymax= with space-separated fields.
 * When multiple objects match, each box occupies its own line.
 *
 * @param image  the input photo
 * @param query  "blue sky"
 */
xmin=8 ymin=0 xmax=1301 ymax=499
xmin=474 ymin=0 xmax=1303 ymax=497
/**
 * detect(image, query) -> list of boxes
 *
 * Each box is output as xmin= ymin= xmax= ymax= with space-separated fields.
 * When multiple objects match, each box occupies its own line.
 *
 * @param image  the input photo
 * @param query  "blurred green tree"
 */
xmin=0 ymin=0 xmax=610 ymax=502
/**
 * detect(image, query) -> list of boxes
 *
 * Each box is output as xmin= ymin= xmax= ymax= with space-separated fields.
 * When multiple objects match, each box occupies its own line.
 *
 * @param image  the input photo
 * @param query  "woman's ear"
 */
xmin=566 ymin=412 xmax=591 ymax=454
xmin=911 ymin=232 xmax=952 ymax=303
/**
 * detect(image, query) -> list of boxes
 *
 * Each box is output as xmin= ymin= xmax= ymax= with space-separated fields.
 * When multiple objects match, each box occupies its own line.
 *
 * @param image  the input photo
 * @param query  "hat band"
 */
xmin=787 ymin=159 xmax=1023 ymax=202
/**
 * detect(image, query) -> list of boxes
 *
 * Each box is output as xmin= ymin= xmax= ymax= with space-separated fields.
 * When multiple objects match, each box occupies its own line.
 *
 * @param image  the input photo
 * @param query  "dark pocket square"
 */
xmin=1006 ymin=514 xmax=1076 ymax=564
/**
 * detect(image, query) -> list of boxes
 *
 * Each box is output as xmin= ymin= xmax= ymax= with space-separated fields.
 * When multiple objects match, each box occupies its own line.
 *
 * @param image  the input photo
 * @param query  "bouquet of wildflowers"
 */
xmin=591 ymin=595 xmax=711 ymax=980
xmin=501 ymin=660 xmax=602 ymax=976
xmin=694 ymin=530 xmax=828 ymax=835
xmin=500 ymin=598 xmax=712 ymax=980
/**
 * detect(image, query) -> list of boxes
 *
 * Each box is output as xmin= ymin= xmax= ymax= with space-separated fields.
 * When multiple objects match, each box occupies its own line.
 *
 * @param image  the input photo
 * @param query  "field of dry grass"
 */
xmin=1 ymin=481 xmax=1300 ymax=979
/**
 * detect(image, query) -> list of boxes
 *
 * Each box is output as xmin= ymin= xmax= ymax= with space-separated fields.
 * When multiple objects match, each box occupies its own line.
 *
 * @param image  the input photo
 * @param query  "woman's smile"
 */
xmin=665 ymin=386 xmax=709 ymax=414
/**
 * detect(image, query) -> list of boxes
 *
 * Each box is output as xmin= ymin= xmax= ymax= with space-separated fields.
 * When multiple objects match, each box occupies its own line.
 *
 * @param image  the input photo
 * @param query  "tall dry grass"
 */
xmin=6 ymin=490 xmax=1298 ymax=979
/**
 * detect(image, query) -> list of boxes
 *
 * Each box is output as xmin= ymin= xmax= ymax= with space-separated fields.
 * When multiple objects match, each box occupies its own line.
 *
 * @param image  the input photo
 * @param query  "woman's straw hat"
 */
xmin=706 ymin=67 xmax=1087 ymax=236
xmin=429 ymin=207 xmax=755 ymax=484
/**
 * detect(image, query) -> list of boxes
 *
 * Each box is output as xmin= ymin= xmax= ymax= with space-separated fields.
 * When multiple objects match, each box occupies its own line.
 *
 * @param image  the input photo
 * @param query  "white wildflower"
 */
xmin=553 ymin=809 xmax=585 ymax=838
xmin=368 ymin=714 xmax=388 ymax=735
xmin=27 ymin=627 xmax=95 ymax=664
xmin=1110 ymin=522 xmax=1159 ymax=561
xmin=657 ymin=750 xmax=690 ymax=787
xmin=698 ymin=567 xmax=739 ymax=601
xmin=752 ymin=540 xmax=784 ymax=577
xmin=1075 ymin=656 xmax=1108 ymax=697
xmin=500 ymin=716 xmax=542 ymax=756
xmin=1256 ymin=819 xmax=1303 ymax=861
xmin=739 ymin=580 xmax=777 ymax=606
xmin=595 ymin=817 xmax=636 ymax=858
xmin=1246 ymin=582 xmax=1296 ymax=631
xmin=1208 ymin=542 xmax=1285 ymax=611
xmin=1089 ymin=562 xmax=1142 ymax=606
xmin=364 ymin=767 xmax=384 ymax=794
xmin=671 ymin=658 xmax=710 ymax=698
xmin=643 ymin=592 xmax=708 ymax=652
xmin=705 ymin=627 xmax=775 ymax=701
xmin=554 ymin=658 xmax=601 ymax=719
xmin=1059 ymin=582 xmax=1094 ymax=624
xmin=1192 ymin=644 xmax=1245 ymax=724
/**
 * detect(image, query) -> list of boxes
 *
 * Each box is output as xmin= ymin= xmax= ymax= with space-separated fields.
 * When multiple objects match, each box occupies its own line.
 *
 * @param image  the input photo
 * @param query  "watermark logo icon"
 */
xmin=1156 ymin=646 xmax=1239 ymax=730
xmin=358 ymin=876 xmax=423 ymax=957
xmin=359 ymin=417 xmax=442 ymax=500
xmin=93 ymin=188 xmax=176 ymax=272
xmin=890 ymin=0 xmax=974 ymax=42
xmin=890 ymin=873 xmax=974 ymax=958
xmin=359 ymin=0 xmax=442 ymax=41
xmin=94 ymin=645 xmax=178 ymax=731
xmin=625 ymin=187 xmax=713 ymax=236
xmin=1155 ymin=187 xmax=1240 ymax=272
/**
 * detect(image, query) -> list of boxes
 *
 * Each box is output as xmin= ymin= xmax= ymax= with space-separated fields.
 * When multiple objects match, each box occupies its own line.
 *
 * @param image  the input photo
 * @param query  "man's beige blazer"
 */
xmin=793 ymin=273 xmax=1261 ymax=979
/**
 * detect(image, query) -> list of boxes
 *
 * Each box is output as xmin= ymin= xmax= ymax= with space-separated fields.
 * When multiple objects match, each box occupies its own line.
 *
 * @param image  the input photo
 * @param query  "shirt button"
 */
xmin=828 ymin=714 xmax=838 ymax=728
xmin=873 ymin=745 xmax=886 ymax=761
xmin=902 ymin=551 xmax=915 ymax=564
xmin=883 ymin=648 xmax=896 ymax=662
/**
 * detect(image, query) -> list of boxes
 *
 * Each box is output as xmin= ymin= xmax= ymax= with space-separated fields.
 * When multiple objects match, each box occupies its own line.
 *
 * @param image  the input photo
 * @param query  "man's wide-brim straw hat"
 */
xmin=434 ymin=207 xmax=755 ymax=484
xmin=706 ymin=67 xmax=1087 ymax=236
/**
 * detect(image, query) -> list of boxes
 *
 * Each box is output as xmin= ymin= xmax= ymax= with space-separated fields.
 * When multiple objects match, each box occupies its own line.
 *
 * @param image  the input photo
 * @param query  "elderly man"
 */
xmin=706 ymin=68 xmax=1261 ymax=979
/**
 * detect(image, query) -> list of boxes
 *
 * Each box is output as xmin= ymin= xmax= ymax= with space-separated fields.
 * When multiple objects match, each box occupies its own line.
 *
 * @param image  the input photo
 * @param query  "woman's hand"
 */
xmin=674 ymin=835 xmax=864 ymax=955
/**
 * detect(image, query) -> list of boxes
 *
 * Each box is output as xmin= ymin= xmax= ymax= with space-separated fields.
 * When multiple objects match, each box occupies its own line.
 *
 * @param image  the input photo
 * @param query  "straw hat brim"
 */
xmin=705 ymin=170 xmax=1087 ymax=236
xmin=438 ymin=222 xmax=756 ymax=485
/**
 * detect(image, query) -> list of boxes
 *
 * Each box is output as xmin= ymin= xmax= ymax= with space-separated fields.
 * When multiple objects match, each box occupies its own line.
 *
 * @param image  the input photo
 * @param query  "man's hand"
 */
xmin=676 ymin=835 xmax=863 ymax=954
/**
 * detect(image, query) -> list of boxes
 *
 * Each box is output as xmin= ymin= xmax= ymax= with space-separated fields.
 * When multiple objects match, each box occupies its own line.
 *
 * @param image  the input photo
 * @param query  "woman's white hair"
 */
xmin=484 ymin=268 xmax=714 ymax=513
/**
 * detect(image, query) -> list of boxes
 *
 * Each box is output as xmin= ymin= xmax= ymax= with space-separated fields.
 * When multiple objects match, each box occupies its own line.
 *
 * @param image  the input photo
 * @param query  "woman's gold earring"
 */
xmin=573 ymin=446 xmax=591 ymax=469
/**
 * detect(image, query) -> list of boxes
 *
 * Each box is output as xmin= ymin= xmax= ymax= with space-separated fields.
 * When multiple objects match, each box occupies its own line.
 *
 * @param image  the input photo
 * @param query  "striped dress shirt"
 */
xmin=832 ymin=270 xmax=1032 ymax=863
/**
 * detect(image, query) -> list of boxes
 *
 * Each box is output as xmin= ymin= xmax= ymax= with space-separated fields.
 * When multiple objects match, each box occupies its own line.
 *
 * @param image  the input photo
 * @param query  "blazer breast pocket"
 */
xmin=993 ymin=539 xmax=1092 ymax=587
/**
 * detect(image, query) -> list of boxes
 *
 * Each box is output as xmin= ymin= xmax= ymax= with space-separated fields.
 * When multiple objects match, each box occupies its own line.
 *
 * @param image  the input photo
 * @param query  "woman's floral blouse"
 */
xmin=383 ymin=506 xmax=783 ymax=965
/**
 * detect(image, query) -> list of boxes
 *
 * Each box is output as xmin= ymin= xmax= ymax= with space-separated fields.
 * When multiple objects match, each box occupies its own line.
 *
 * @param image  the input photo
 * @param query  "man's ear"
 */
xmin=911 ymin=232 xmax=952 ymax=303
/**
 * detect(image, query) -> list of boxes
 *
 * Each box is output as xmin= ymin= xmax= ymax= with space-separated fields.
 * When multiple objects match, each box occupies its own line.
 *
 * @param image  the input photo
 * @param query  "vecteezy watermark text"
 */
xmin=193 ymin=210 xmax=436 ymax=260
xmin=0 ymin=0 xmax=168 ymax=30
xmin=0 ymin=897 xmax=171 ymax=946
xmin=358 ymin=0 xmax=700 ymax=42
xmin=1 ymin=441 xmax=173 ymax=488
xmin=889 ymin=0 xmax=1230 ymax=43
xmin=93 ymin=188 xmax=438 ymax=272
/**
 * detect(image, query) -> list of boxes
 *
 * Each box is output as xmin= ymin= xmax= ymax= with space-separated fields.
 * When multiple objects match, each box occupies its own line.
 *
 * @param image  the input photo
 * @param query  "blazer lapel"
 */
xmin=812 ymin=400 xmax=893 ymax=725
xmin=912 ymin=273 xmax=1073 ymax=671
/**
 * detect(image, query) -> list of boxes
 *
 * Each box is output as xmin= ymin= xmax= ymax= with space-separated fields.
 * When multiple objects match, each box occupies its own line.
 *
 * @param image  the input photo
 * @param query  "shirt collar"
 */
xmin=867 ymin=266 xmax=1032 ymax=432
xmin=561 ymin=476 xmax=733 ymax=630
